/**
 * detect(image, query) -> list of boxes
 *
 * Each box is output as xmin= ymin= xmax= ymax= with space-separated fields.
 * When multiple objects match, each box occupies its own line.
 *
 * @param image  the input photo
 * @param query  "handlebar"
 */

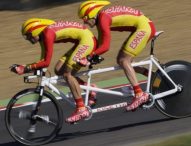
xmin=23 ymin=55 xmax=104 ymax=83
xmin=88 ymin=55 xmax=104 ymax=69
xmin=24 ymin=68 xmax=48 ymax=83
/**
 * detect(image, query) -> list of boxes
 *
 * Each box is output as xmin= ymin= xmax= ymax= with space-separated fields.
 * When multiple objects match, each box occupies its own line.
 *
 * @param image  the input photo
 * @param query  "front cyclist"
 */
xmin=11 ymin=18 xmax=98 ymax=123
xmin=79 ymin=1 xmax=156 ymax=111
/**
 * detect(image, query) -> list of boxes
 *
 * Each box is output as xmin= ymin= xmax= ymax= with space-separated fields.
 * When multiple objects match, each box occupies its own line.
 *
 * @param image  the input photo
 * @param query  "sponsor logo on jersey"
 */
xmin=73 ymin=45 xmax=89 ymax=61
xmin=49 ymin=21 xmax=84 ymax=29
xmin=129 ymin=31 xmax=146 ymax=49
xmin=104 ymin=6 xmax=142 ymax=15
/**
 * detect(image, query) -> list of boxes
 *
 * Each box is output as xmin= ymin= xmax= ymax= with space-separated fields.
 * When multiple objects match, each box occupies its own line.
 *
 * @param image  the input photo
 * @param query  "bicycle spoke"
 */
xmin=33 ymin=115 xmax=57 ymax=126
xmin=5 ymin=88 xmax=63 ymax=146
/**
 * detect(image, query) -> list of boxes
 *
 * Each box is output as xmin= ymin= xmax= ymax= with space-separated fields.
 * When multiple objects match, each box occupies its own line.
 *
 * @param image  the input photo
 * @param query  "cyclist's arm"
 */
xmin=27 ymin=28 xmax=55 ymax=70
xmin=92 ymin=12 xmax=111 ymax=56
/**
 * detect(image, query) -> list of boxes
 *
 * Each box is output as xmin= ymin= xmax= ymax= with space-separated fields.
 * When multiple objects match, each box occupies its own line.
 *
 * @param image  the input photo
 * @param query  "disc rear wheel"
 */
xmin=151 ymin=60 xmax=191 ymax=118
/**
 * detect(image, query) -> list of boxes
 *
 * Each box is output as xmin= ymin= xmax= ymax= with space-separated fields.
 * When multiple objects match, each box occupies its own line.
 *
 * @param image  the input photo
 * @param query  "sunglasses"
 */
xmin=82 ymin=16 xmax=89 ymax=22
xmin=23 ymin=33 xmax=33 ymax=40
xmin=82 ymin=16 xmax=96 ymax=24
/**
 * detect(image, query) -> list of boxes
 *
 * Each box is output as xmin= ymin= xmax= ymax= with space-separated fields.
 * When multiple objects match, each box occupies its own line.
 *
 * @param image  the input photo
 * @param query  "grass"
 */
xmin=144 ymin=133 xmax=191 ymax=146
xmin=0 ymin=74 xmax=146 ymax=107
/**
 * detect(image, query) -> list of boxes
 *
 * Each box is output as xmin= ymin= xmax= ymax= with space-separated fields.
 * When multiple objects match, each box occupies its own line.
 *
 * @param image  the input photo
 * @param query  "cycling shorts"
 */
xmin=59 ymin=37 xmax=96 ymax=71
xmin=122 ymin=16 xmax=156 ymax=57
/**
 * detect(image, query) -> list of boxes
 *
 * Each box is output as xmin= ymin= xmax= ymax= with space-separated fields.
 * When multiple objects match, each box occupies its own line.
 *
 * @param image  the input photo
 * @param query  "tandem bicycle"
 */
xmin=5 ymin=31 xmax=191 ymax=145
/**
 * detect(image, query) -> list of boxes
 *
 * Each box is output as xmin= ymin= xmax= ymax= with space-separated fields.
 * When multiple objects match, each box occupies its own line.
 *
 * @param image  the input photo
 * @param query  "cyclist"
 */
xmin=78 ymin=1 xmax=156 ymax=111
xmin=11 ymin=18 xmax=98 ymax=123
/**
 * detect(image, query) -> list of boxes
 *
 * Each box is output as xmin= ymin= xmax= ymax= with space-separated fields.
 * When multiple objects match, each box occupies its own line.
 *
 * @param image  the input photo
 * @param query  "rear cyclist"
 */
xmin=78 ymin=1 xmax=156 ymax=111
xmin=11 ymin=18 xmax=98 ymax=123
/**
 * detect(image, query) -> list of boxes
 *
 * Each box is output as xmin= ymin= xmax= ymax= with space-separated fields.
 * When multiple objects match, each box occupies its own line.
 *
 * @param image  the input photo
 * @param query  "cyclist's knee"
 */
xmin=54 ymin=67 xmax=63 ymax=76
xmin=54 ymin=60 xmax=65 ymax=75
xmin=118 ymin=58 xmax=129 ymax=68
xmin=63 ymin=72 xmax=73 ymax=80
xmin=117 ymin=55 xmax=132 ymax=67
xmin=55 ymin=68 xmax=60 ymax=76
xmin=117 ymin=57 xmax=124 ymax=66
xmin=117 ymin=51 xmax=133 ymax=64
xmin=55 ymin=67 xmax=74 ymax=80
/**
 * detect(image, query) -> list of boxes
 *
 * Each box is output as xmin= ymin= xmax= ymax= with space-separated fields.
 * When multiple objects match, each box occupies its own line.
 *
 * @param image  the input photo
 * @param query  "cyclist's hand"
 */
xmin=10 ymin=64 xmax=30 ymax=75
xmin=87 ymin=54 xmax=104 ymax=65
xmin=77 ymin=57 xmax=90 ymax=67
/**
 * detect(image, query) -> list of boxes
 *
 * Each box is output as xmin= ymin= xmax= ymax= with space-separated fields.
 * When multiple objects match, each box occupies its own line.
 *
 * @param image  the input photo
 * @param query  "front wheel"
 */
xmin=5 ymin=88 xmax=63 ymax=146
xmin=151 ymin=60 xmax=191 ymax=118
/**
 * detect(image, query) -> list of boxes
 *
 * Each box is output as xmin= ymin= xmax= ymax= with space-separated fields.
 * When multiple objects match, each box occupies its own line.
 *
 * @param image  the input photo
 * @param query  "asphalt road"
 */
xmin=1 ymin=89 xmax=191 ymax=146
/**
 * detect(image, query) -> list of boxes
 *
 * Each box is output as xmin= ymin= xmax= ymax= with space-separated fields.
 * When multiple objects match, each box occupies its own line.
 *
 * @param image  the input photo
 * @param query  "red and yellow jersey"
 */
xmin=29 ymin=21 xmax=96 ymax=70
xmin=93 ymin=5 xmax=155 ymax=56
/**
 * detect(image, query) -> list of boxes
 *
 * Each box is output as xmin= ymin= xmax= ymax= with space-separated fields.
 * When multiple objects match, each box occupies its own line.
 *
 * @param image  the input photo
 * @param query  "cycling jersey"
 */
xmin=28 ymin=21 xmax=97 ymax=70
xmin=93 ymin=5 xmax=156 ymax=57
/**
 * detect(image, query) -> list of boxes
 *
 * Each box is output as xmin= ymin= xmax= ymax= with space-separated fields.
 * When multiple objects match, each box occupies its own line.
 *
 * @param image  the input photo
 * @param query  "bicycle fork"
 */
xmin=27 ymin=86 xmax=45 ymax=133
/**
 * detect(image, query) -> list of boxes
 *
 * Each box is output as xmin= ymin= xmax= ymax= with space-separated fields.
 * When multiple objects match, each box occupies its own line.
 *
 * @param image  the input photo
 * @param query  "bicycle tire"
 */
xmin=151 ymin=60 xmax=191 ymax=118
xmin=5 ymin=88 xmax=63 ymax=146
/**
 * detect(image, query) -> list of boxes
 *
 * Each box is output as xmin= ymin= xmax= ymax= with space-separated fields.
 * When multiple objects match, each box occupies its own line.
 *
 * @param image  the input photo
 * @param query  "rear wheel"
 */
xmin=151 ymin=60 xmax=191 ymax=118
xmin=5 ymin=88 xmax=63 ymax=146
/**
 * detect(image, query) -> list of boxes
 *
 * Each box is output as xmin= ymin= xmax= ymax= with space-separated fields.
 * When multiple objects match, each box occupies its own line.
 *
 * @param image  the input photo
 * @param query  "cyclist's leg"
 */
xmin=76 ymin=77 xmax=97 ymax=107
xmin=133 ymin=20 xmax=156 ymax=77
xmin=55 ymin=60 xmax=90 ymax=123
xmin=117 ymin=51 xmax=138 ymax=86
xmin=56 ymin=48 xmax=97 ymax=108
xmin=54 ymin=44 xmax=90 ymax=98
xmin=56 ymin=41 xmax=95 ymax=123
xmin=69 ymin=41 xmax=97 ymax=108
xmin=134 ymin=66 xmax=150 ymax=77
xmin=118 ymin=29 xmax=152 ymax=111
xmin=55 ymin=46 xmax=75 ymax=75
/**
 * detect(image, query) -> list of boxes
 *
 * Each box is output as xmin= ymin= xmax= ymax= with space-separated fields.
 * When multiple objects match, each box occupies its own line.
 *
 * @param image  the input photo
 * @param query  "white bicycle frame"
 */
xmin=27 ymin=31 xmax=181 ymax=114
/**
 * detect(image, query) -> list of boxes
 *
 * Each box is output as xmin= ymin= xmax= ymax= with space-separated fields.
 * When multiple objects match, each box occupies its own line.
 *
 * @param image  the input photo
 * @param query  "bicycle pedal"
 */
xmin=68 ymin=121 xmax=78 ymax=125
xmin=40 ymin=115 xmax=50 ymax=124
xmin=142 ymin=93 xmax=155 ymax=109
xmin=28 ymin=125 xmax=36 ymax=133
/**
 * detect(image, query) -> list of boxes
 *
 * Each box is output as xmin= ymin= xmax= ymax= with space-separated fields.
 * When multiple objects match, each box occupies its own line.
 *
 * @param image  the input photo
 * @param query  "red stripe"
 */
xmin=80 ymin=2 xmax=94 ymax=12
xmin=0 ymin=107 xmax=4 ymax=109
xmin=84 ymin=5 xmax=105 ymax=16
xmin=24 ymin=20 xmax=39 ymax=31
xmin=28 ymin=24 xmax=47 ymax=33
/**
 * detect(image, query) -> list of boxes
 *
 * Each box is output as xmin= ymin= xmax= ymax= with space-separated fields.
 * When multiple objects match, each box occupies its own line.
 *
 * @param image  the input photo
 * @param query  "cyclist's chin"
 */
xmin=89 ymin=24 xmax=96 ymax=28
xmin=29 ymin=39 xmax=38 ymax=44
xmin=84 ymin=21 xmax=95 ymax=28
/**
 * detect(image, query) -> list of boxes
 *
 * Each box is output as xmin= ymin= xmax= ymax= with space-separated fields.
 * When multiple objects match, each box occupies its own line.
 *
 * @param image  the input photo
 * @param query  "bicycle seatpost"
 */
xmin=150 ymin=38 xmax=155 ymax=55
xmin=150 ymin=31 xmax=164 ymax=56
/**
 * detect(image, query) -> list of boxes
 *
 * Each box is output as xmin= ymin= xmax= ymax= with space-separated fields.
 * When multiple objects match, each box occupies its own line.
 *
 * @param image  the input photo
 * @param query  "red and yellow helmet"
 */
xmin=79 ymin=0 xmax=111 ymax=19
xmin=22 ymin=18 xmax=55 ymax=37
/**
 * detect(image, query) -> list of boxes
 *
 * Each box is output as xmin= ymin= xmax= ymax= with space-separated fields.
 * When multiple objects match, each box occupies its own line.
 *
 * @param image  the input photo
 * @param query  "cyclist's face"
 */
xmin=23 ymin=33 xmax=39 ymax=44
xmin=83 ymin=16 xmax=96 ymax=28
